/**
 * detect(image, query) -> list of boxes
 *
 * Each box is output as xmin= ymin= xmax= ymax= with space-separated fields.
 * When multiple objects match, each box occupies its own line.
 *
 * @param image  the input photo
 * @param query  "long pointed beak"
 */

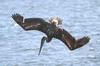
xmin=38 ymin=37 xmax=47 ymax=56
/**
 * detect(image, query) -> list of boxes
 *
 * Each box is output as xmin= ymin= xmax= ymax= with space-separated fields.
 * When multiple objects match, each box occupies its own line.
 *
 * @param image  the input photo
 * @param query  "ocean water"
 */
xmin=0 ymin=0 xmax=100 ymax=66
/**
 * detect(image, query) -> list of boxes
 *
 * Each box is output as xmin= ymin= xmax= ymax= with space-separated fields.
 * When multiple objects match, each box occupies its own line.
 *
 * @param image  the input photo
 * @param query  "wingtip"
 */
xmin=84 ymin=36 xmax=90 ymax=42
xmin=12 ymin=13 xmax=20 ymax=17
xmin=11 ymin=13 xmax=17 ymax=18
xmin=11 ymin=13 xmax=23 ymax=20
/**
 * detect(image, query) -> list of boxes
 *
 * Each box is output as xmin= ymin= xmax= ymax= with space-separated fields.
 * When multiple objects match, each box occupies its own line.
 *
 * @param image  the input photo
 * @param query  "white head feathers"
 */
xmin=48 ymin=17 xmax=62 ymax=26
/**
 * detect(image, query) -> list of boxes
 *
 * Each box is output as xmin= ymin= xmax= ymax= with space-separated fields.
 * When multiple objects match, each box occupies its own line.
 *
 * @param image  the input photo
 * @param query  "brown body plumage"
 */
xmin=12 ymin=13 xmax=90 ymax=55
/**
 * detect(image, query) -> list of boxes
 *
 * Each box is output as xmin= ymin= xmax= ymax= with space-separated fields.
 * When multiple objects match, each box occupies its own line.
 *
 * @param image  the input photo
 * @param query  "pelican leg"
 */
xmin=38 ymin=36 xmax=47 ymax=55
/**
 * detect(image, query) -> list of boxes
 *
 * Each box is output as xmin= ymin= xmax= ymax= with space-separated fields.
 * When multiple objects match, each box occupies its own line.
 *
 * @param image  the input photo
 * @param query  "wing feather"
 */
xmin=59 ymin=29 xmax=90 ymax=50
xmin=12 ymin=13 xmax=47 ymax=31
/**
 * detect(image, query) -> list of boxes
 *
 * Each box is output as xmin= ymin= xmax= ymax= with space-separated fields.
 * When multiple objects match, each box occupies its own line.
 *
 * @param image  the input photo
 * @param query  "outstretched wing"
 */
xmin=59 ymin=29 xmax=90 ymax=50
xmin=12 ymin=13 xmax=48 ymax=31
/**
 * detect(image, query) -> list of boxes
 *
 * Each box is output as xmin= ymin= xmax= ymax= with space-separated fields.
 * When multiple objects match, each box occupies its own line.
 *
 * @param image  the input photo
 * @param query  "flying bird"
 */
xmin=12 ymin=13 xmax=90 ymax=55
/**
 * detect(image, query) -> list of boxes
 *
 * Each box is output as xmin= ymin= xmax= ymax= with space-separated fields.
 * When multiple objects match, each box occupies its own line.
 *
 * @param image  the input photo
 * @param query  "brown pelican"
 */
xmin=12 ymin=13 xmax=90 ymax=55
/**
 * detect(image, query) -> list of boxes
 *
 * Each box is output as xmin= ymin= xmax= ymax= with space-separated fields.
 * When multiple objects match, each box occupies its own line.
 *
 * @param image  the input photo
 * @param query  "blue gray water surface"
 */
xmin=0 ymin=0 xmax=100 ymax=66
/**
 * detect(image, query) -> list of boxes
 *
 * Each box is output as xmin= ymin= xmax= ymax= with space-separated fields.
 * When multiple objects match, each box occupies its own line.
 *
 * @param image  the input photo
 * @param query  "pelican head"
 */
xmin=49 ymin=17 xmax=62 ymax=26
xmin=51 ymin=19 xmax=59 ymax=26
